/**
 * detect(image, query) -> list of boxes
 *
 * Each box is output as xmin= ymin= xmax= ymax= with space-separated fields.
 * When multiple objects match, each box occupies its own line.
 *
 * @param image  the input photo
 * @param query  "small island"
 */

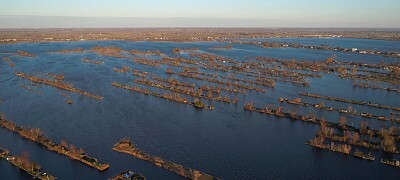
xmin=0 ymin=113 xmax=110 ymax=171
xmin=0 ymin=146 xmax=57 ymax=180
xmin=113 ymin=138 xmax=215 ymax=180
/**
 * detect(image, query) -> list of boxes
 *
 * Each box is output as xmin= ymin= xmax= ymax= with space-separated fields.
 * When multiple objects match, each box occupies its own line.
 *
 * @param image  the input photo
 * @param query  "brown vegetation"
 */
xmin=0 ymin=113 xmax=109 ymax=171
xmin=113 ymin=138 xmax=215 ymax=180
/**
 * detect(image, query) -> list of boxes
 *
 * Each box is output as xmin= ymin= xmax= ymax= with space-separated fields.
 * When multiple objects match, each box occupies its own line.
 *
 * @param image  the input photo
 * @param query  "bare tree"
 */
xmin=339 ymin=116 xmax=347 ymax=128
xmin=367 ymin=130 xmax=374 ymax=144
xmin=60 ymin=139 xmax=68 ymax=148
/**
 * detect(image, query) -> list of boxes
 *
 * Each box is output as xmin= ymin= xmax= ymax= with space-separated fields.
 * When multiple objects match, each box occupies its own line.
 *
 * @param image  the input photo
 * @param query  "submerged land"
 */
xmin=0 ymin=28 xmax=400 ymax=179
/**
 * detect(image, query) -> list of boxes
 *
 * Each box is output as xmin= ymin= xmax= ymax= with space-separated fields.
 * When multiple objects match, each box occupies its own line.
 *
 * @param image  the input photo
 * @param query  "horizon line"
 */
xmin=1 ymin=27 xmax=400 ymax=30
xmin=2 ymin=15 xmax=273 ymax=20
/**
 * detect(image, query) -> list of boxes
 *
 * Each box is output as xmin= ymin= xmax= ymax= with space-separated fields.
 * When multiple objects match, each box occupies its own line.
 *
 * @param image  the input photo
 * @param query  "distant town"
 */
xmin=1 ymin=28 xmax=400 ymax=44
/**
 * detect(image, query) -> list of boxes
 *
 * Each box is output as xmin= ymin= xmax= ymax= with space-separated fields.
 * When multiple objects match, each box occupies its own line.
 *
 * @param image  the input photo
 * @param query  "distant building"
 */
xmin=352 ymin=48 xmax=358 ymax=52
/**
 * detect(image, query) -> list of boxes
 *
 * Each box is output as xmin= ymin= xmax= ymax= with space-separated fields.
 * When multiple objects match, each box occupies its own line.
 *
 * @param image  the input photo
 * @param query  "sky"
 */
xmin=0 ymin=0 xmax=399 ymax=28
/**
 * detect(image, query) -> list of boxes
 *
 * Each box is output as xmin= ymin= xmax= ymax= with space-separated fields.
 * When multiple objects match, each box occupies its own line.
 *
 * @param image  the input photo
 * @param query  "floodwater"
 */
xmin=0 ymin=38 xmax=399 ymax=179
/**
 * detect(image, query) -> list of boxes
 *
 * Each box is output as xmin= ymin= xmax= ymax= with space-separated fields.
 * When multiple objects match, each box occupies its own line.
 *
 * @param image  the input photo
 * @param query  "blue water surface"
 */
xmin=0 ymin=38 xmax=399 ymax=179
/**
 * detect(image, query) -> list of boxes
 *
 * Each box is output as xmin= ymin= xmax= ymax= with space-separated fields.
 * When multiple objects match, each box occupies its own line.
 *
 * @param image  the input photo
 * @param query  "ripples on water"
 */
xmin=0 ymin=39 xmax=400 ymax=179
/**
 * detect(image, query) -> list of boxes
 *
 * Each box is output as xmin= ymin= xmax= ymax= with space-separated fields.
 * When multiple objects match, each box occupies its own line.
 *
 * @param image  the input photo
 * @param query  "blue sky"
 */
xmin=0 ymin=0 xmax=399 ymax=27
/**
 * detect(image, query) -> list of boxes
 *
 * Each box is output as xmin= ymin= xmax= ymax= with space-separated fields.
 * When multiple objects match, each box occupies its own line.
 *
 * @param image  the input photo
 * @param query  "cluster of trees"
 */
xmin=193 ymin=98 xmax=204 ymax=108
xmin=14 ymin=152 xmax=41 ymax=172
xmin=91 ymin=46 xmax=124 ymax=58
xmin=60 ymin=139 xmax=85 ymax=156
xmin=389 ymin=66 xmax=400 ymax=79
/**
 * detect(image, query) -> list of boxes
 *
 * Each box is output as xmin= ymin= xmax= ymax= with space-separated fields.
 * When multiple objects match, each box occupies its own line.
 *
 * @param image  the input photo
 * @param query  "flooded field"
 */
xmin=0 ymin=38 xmax=400 ymax=179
